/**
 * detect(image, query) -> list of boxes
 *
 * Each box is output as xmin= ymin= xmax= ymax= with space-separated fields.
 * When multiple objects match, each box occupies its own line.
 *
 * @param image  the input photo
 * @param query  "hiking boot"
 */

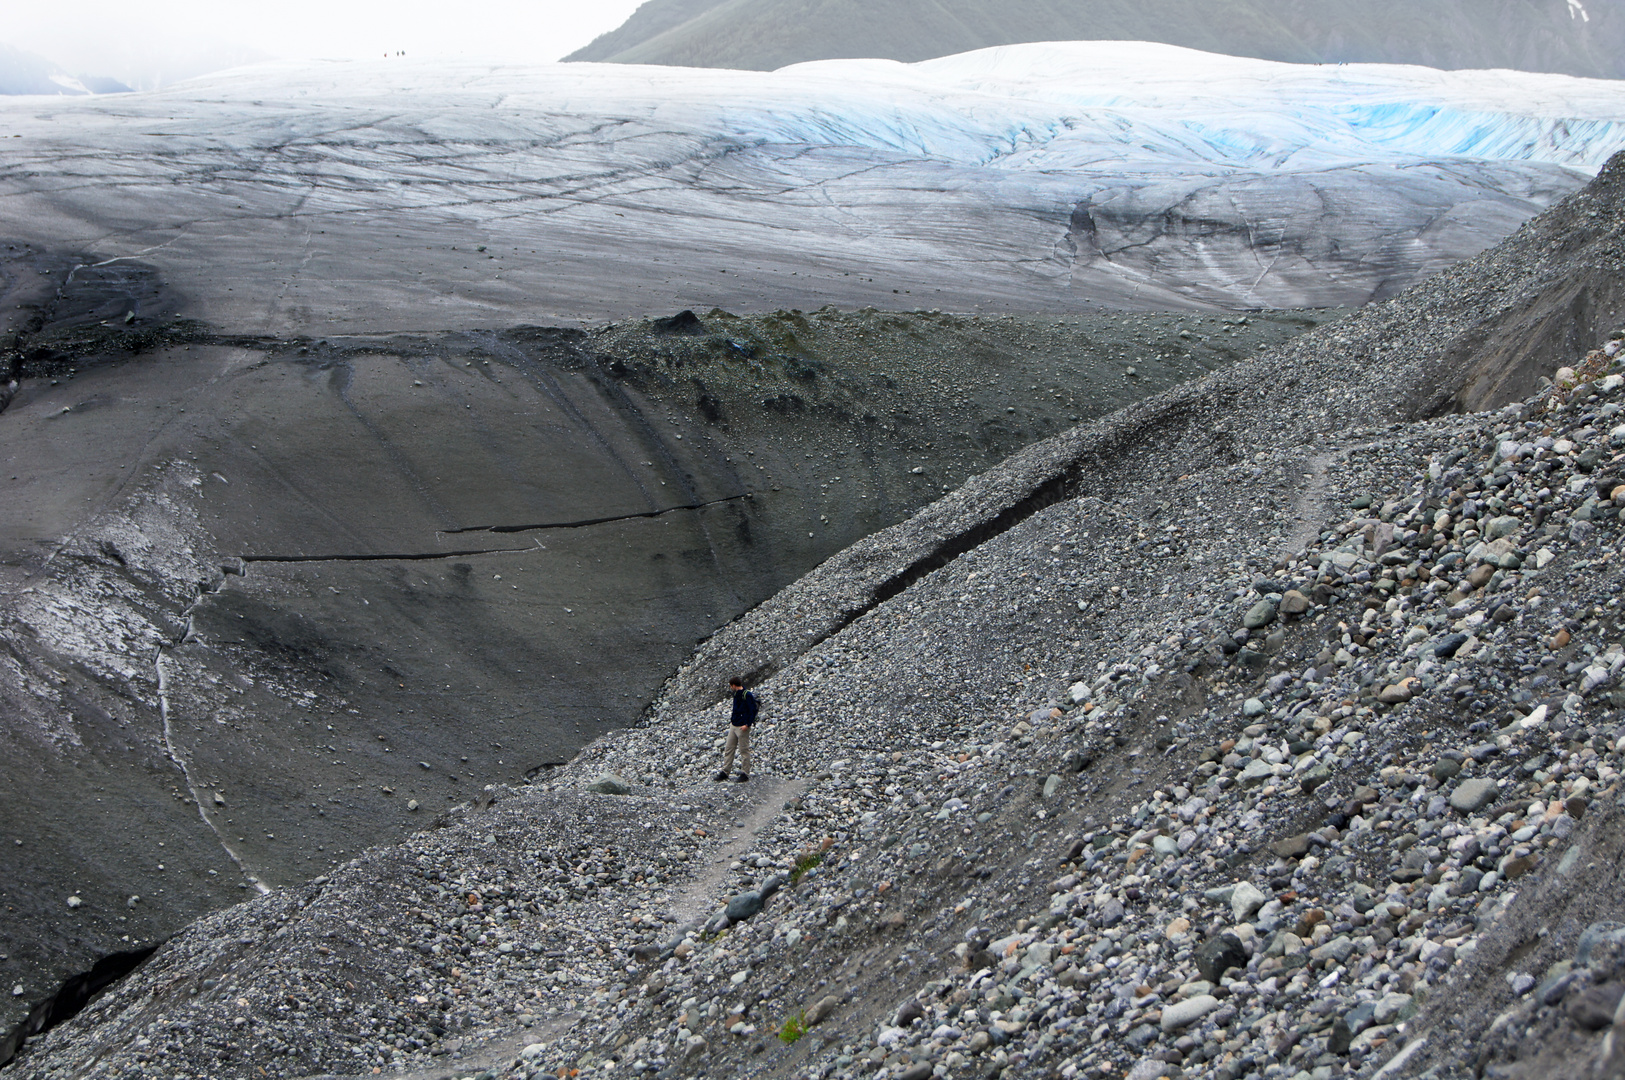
xmin=713 ymin=771 xmax=728 ymax=781
xmin=735 ymin=773 xmax=749 ymax=783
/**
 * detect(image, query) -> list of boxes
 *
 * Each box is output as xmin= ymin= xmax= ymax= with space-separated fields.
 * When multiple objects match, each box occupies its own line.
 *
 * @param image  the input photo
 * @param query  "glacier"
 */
xmin=1 ymin=40 xmax=1623 ymax=329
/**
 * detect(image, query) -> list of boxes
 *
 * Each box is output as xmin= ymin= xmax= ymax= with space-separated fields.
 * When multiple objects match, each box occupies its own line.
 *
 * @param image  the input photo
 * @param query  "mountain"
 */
xmin=0 ymin=45 xmax=88 ymax=96
xmin=0 ymin=44 xmax=130 ymax=96
xmin=568 ymin=0 xmax=1625 ymax=77
xmin=77 ymin=75 xmax=133 ymax=95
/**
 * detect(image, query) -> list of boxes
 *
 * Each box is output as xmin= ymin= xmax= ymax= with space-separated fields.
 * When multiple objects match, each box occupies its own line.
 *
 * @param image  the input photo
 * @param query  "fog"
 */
xmin=3 ymin=0 xmax=646 ymax=90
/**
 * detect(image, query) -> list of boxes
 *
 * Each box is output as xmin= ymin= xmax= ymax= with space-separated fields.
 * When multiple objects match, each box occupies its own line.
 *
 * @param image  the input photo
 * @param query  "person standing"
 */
xmin=715 ymin=677 xmax=758 ymax=782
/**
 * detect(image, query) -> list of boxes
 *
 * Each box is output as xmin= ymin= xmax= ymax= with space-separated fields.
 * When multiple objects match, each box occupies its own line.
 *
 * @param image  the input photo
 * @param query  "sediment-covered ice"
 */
xmin=1 ymin=41 xmax=1622 ymax=328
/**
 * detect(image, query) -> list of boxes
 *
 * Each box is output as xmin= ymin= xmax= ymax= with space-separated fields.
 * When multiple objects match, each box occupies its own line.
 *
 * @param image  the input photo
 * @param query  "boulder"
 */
xmin=1377 ymin=682 xmax=1414 ymax=705
xmin=1243 ymin=600 xmax=1278 ymax=629
xmin=1097 ymin=896 xmax=1126 ymax=927
xmin=1231 ymin=881 xmax=1269 ymax=920
xmin=1568 ymin=985 xmax=1625 ymax=1030
xmin=586 ymin=774 xmax=632 ymax=795
xmin=805 ymin=994 xmax=839 ymax=1026
xmin=1161 ymin=994 xmax=1219 ymax=1032
xmin=1300 ymin=764 xmax=1333 ymax=793
xmin=1238 ymin=760 xmax=1274 ymax=787
xmin=725 ymin=891 xmax=765 ymax=922
xmin=1576 ymin=922 xmax=1625 ymax=966
xmin=1450 ymin=778 xmax=1498 ymax=813
xmin=1279 ymin=590 xmax=1312 ymax=617
xmin=1270 ymin=834 xmax=1313 ymax=860
xmin=1195 ymin=934 xmax=1248 ymax=982
xmin=1433 ymin=632 xmax=1469 ymax=658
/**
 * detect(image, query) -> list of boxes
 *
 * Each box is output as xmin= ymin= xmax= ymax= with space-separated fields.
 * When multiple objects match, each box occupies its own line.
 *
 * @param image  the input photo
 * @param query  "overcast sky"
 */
xmin=7 ymin=0 xmax=649 ymax=87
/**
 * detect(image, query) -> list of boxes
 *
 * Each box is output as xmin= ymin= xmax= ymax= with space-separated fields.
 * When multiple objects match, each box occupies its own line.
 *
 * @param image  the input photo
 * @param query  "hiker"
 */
xmin=715 ymin=677 xmax=758 ymax=782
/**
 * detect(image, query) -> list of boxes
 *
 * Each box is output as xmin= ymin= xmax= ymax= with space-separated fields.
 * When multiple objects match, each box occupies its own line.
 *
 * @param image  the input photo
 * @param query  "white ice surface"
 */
xmin=1 ymin=41 xmax=1621 ymax=330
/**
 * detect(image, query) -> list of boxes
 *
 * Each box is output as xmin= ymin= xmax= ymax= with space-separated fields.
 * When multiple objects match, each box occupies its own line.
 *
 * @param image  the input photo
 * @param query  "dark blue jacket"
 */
xmin=730 ymin=689 xmax=759 ymax=727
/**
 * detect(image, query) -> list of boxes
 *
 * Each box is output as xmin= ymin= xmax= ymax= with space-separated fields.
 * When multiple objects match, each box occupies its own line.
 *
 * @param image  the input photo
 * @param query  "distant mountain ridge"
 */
xmin=0 ymin=44 xmax=130 ymax=96
xmin=567 ymin=0 xmax=1625 ymax=77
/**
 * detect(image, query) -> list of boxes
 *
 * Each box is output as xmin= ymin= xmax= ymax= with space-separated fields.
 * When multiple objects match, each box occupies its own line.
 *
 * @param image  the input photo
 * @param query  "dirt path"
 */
xmin=292 ymin=770 xmax=810 ymax=1080
xmin=667 ymin=773 xmax=810 ymax=926
xmin=295 ymin=1013 xmax=575 ymax=1080
xmin=1278 ymin=442 xmax=1372 ymax=560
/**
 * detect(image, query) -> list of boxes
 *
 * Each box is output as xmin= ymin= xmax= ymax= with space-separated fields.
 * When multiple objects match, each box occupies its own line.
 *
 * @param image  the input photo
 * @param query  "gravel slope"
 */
xmin=2 ymin=302 xmax=1329 ymax=1053
xmin=11 ymin=155 xmax=1625 ymax=1080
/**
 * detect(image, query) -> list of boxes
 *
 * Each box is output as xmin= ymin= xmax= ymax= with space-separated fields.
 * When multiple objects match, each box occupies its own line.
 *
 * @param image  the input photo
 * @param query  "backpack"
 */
xmin=741 ymin=691 xmax=760 ymax=725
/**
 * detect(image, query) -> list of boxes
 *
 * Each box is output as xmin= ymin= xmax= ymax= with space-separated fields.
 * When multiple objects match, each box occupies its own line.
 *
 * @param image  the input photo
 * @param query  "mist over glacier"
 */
xmin=2 ymin=41 xmax=1623 ymax=328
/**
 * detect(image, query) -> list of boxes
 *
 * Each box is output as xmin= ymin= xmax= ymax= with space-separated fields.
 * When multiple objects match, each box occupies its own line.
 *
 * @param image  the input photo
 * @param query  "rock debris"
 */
xmin=15 ymin=146 xmax=1625 ymax=1080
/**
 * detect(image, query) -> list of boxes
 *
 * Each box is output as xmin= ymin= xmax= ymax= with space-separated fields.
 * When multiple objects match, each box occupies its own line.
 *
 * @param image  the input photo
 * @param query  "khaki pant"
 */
xmin=721 ymin=725 xmax=751 ymax=776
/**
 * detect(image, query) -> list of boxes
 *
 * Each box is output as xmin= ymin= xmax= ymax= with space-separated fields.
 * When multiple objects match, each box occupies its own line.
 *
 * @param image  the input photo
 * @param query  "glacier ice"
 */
xmin=0 ymin=41 xmax=1621 ymax=329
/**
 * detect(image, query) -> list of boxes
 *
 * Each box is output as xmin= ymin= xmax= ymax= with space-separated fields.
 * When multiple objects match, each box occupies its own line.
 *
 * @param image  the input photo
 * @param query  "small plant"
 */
xmin=790 ymin=851 xmax=824 ymax=884
xmin=776 ymin=1012 xmax=808 ymax=1044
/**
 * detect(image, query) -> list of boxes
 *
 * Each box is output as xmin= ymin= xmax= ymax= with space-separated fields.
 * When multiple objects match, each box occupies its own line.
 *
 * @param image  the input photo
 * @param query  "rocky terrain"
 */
xmin=19 ymin=32 xmax=1625 ymax=1066
xmin=570 ymin=0 xmax=1624 ymax=77
xmin=12 ymin=37 xmax=1624 ymax=1045
xmin=10 ymin=150 xmax=1625 ymax=1080
xmin=0 ymin=283 xmax=1332 ymax=1063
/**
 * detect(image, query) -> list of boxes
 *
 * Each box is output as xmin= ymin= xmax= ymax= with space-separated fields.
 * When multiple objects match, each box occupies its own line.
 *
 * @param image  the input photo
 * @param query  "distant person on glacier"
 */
xmin=714 ymin=677 xmax=758 ymax=782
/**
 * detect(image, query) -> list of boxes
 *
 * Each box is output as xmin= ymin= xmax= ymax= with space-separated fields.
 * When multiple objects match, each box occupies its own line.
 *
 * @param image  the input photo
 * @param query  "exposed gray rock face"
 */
xmin=569 ymin=0 xmax=1625 ymax=78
